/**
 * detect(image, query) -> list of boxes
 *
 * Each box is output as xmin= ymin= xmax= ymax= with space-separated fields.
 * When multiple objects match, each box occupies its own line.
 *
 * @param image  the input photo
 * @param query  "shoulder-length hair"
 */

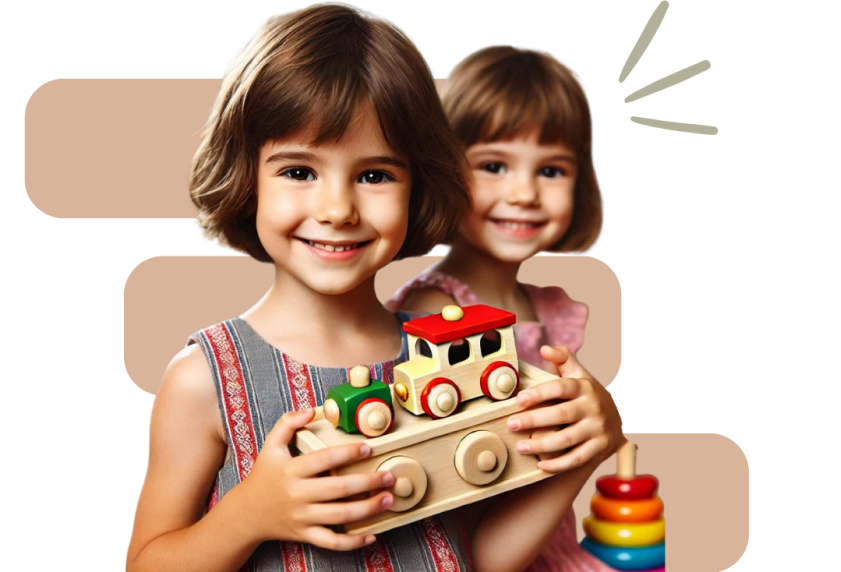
xmin=191 ymin=4 xmax=470 ymax=262
xmin=440 ymin=46 xmax=601 ymax=251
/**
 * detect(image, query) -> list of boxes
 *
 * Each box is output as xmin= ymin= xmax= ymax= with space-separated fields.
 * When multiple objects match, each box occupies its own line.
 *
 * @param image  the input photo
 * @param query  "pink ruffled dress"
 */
xmin=386 ymin=271 xmax=616 ymax=572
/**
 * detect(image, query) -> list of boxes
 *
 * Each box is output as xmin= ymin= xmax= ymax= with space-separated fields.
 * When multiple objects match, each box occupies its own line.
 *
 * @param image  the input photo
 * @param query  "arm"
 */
xmin=126 ymin=344 xmax=259 ymax=572
xmin=471 ymin=457 xmax=606 ymax=572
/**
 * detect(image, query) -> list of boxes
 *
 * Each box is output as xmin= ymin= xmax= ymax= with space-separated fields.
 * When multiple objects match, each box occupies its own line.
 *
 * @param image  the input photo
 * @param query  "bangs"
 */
xmin=444 ymin=48 xmax=591 ymax=156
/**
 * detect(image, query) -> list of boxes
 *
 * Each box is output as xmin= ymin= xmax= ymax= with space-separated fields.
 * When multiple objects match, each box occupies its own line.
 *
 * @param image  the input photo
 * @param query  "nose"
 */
xmin=505 ymin=177 xmax=540 ymax=207
xmin=315 ymin=180 xmax=359 ymax=228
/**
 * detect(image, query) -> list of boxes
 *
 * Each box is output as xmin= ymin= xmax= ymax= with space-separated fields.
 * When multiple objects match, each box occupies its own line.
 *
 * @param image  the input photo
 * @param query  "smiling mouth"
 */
xmin=296 ymin=238 xmax=373 ymax=252
xmin=490 ymin=219 xmax=547 ymax=230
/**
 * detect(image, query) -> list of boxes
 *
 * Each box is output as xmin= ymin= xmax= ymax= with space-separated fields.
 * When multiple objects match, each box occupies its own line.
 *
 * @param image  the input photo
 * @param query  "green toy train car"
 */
xmin=322 ymin=365 xmax=395 ymax=437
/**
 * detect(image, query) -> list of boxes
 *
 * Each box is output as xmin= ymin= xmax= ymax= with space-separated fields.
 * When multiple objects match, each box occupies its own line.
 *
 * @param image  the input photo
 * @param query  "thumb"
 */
xmin=265 ymin=408 xmax=316 ymax=452
xmin=540 ymin=345 xmax=592 ymax=380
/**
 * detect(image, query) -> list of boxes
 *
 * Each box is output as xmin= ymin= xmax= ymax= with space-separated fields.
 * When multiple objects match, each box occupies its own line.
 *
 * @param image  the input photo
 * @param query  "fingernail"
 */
xmin=360 ymin=444 xmax=371 ymax=457
xmin=383 ymin=472 xmax=395 ymax=486
xmin=507 ymin=418 xmax=521 ymax=431
xmin=365 ymin=535 xmax=376 ymax=545
xmin=517 ymin=441 xmax=530 ymax=453
xmin=517 ymin=393 xmax=530 ymax=406
xmin=382 ymin=494 xmax=393 ymax=509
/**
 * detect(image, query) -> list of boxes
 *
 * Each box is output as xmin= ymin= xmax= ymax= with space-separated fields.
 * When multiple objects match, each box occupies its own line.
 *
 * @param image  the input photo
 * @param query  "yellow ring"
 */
xmin=583 ymin=516 xmax=665 ymax=547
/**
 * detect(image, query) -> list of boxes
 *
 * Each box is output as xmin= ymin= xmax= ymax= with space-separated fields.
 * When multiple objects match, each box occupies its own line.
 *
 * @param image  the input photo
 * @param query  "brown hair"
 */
xmin=440 ymin=46 xmax=602 ymax=251
xmin=191 ymin=4 xmax=470 ymax=262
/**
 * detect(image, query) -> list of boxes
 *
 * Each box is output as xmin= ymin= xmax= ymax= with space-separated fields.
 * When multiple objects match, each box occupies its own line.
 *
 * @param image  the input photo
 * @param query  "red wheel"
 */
xmin=355 ymin=398 xmax=394 ymax=437
xmin=480 ymin=361 xmax=519 ymax=401
xmin=420 ymin=378 xmax=462 ymax=418
xmin=596 ymin=474 xmax=659 ymax=500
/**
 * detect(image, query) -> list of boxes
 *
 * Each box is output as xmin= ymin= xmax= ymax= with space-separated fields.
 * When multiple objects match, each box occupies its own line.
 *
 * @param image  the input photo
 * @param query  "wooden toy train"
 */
xmin=320 ymin=304 xmax=520 ymax=436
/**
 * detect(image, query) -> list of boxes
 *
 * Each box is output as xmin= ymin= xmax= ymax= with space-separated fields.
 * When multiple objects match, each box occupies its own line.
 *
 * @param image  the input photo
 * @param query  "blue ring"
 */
xmin=580 ymin=538 xmax=665 ymax=571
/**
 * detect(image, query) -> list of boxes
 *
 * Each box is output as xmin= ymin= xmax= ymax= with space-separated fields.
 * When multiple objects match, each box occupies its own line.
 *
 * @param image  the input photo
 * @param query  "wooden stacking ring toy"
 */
xmin=580 ymin=539 xmax=665 ymax=571
xmin=591 ymin=494 xmax=664 ymax=523
xmin=583 ymin=516 xmax=665 ymax=547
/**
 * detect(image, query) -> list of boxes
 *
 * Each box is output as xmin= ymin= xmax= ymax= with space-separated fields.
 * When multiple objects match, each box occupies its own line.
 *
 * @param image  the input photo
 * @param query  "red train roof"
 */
xmin=403 ymin=304 xmax=516 ymax=344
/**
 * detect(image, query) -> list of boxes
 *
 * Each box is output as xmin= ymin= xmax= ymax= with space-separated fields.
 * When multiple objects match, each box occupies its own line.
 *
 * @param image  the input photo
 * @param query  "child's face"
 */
xmin=461 ymin=131 xmax=577 ymax=263
xmin=255 ymin=104 xmax=411 ymax=295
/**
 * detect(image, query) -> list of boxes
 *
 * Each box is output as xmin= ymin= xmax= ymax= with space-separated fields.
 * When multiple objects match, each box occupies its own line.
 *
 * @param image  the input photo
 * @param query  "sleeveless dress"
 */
xmin=188 ymin=313 xmax=472 ymax=572
xmin=386 ymin=272 xmax=616 ymax=572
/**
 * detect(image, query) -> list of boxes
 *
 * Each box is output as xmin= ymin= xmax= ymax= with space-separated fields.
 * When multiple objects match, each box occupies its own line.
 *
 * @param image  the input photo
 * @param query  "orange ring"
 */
xmin=591 ymin=493 xmax=664 ymax=523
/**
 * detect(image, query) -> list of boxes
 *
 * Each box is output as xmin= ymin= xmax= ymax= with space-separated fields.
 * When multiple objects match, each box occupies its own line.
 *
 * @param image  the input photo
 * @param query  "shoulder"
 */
xmin=398 ymin=288 xmax=458 ymax=314
xmin=385 ymin=271 xmax=477 ymax=312
xmin=155 ymin=343 xmax=223 ymax=442
xmin=522 ymin=284 xmax=588 ymax=322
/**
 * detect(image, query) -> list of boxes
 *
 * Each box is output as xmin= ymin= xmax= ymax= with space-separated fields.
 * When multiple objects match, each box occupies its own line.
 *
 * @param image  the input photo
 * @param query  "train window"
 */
xmin=415 ymin=338 xmax=434 ymax=358
xmin=448 ymin=338 xmax=471 ymax=365
xmin=480 ymin=330 xmax=503 ymax=357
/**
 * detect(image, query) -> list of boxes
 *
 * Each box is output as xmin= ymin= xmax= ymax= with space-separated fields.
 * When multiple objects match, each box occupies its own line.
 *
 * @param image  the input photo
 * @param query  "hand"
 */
xmin=507 ymin=346 xmax=625 ymax=473
xmin=238 ymin=408 xmax=396 ymax=550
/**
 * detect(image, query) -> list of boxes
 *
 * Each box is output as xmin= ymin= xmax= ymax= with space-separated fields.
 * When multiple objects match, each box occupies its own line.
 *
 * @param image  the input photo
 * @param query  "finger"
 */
xmin=289 ymin=442 xmax=372 ymax=477
xmin=540 ymin=345 xmax=593 ymax=380
xmin=516 ymin=422 xmax=588 ymax=455
xmin=536 ymin=436 xmax=610 ymax=474
xmin=509 ymin=399 xmax=586 ymax=432
xmin=303 ymin=526 xmax=377 ymax=552
xmin=265 ymin=408 xmax=316 ymax=454
xmin=302 ymin=471 xmax=395 ymax=502
xmin=516 ymin=377 xmax=582 ymax=408
xmin=304 ymin=491 xmax=394 ymax=525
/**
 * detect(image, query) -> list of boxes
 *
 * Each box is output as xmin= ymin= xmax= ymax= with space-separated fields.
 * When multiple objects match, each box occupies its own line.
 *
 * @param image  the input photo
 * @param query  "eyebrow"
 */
xmin=264 ymin=151 xmax=408 ymax=171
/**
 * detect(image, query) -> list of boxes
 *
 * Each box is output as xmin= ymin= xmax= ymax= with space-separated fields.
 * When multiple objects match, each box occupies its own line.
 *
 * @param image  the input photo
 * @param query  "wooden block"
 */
xmin=293 ymin=361 xmax=561 ymax=535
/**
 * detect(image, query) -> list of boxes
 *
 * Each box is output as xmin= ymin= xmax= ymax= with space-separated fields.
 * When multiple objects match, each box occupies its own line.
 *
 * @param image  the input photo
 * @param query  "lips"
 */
xmin=489 ymin=218 xmax=547 ymax=230
xmin=294 ymin=237 xmax=374 ymax=260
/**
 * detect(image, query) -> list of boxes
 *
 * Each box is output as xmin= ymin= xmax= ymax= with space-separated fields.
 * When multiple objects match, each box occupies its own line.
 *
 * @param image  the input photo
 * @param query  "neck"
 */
xmin=244 ymin=267 xmax=392 ymax=339
xmin=436 ymin=237 xmax=524 ymax=310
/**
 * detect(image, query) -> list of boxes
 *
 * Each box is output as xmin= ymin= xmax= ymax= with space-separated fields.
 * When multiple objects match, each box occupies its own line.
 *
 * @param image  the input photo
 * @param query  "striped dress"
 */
xmin=188 ymin=314 xmax=472 ymax=572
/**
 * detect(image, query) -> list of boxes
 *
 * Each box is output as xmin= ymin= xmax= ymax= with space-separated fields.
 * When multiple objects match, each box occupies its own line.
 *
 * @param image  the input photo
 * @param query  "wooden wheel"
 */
xmin=480 ymin=361 xmax=519 ymax=401
xmin=420 ymin=377 xmax=462 ymax=418
xmin=377 ymin=456 xmax=428 ymax=512
xmin=454 ymin=431 xmax=508 ymax=485
xmin=355 ymin=398 xmax=393 ymax=437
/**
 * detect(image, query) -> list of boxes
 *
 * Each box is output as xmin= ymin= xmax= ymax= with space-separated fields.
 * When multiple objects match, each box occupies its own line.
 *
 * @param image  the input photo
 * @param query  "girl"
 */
xmin=127 ymin=9 xmax=620 ymax=572
xmin=387 ymin=47 xmax=620 ymax=570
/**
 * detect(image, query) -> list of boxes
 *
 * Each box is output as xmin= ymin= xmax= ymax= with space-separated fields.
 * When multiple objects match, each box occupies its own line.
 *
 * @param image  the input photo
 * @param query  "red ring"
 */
xmin=354 ymin=398 xmax=394 ymax=438
xmin=596 ymin=474 xmax=659 ymax=500
xmin=480 ymin=361 xmax=520 ymax=401
xmin=420 ymin=377 xmax=462 ymax=418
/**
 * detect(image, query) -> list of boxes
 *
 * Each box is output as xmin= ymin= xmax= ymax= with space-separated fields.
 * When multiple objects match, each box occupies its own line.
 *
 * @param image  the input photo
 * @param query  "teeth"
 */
xmin=304 ymin=239 xmax=359 ymax=252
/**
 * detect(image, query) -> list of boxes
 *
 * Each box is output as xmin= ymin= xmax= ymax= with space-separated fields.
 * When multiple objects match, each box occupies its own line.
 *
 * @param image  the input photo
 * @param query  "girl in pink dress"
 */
xmin=387 ymin=46 xmax=621 ymax=571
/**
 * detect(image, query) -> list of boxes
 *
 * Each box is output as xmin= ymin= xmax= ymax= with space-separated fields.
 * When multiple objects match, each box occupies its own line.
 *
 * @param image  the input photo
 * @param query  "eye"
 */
xmin=280 ymin=167 xmax=315 ymax=181
xmin=358 ymin=170 xmax=394 ymax=184
xmin=480 ymin=162 xmax=507 ymax=175
xmin=540 ymin=166 xmax=566 ymax=178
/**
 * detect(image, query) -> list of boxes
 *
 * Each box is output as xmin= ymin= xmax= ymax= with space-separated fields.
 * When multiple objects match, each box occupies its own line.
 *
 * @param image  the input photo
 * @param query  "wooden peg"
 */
xmin=617 ymin=441 xmax=637 ymax=480
xmin=350 ymin=365 xmax=371 ymax=388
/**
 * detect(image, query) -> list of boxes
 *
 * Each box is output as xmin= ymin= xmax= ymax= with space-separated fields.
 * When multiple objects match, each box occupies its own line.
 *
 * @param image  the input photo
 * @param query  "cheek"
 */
xmin=365 ymin=189 xmax=410 ymax=244
xmin=544 ymin=184 xmax=577 ymax=235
